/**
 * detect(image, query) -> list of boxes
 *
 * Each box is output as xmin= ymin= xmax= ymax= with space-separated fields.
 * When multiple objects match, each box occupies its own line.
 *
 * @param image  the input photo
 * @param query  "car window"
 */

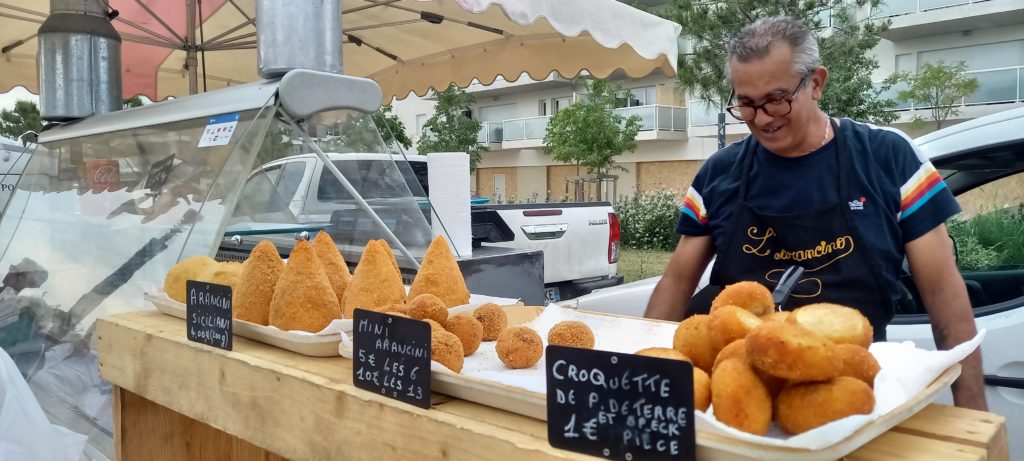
xmin=276 ymin=161 xmax=307 ymax=202
xmin=317 ymin=159 xmax=415 ymax=201
xmin=948 ymin=170 xmax=1024 ymax=273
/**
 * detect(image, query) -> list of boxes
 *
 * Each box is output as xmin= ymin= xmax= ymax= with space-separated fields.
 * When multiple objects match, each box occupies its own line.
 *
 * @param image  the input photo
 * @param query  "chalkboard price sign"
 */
xmin=353 ymin=309 xmax=431 ymax=409
xmin=185 ymin=280 xmax=233 ymax=351
xmin=546 ymin=345 xmax=696 ymax=461
xmin=144 ymin=154 xmax=175 ymax=191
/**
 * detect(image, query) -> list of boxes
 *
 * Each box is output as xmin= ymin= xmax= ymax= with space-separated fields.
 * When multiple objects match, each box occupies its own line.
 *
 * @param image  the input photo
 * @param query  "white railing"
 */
xmin=873 ymin=0 xmax=993 ymax=18
xmin=877 ymin=65 xmax=1024 ymax=111
xmin=500 ymin=105 xmax=688 ymax=141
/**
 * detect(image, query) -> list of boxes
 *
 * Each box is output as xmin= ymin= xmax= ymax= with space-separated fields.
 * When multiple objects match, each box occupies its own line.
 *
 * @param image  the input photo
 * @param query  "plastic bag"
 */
xmin=0 ymin=347 xmax=87 ymax=461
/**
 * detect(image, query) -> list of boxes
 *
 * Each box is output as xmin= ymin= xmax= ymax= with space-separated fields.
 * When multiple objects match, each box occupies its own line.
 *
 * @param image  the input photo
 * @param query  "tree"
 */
xmin=657 ymin=0 xmax=898 ymax=125
xmin=123 ymin=96 xmax=144 ymax=109
xmin=0 ymin=100 xmax=42 ymax=143
xmin=372 ymin=105 xmax=413 ymax=151
xmin=895 ymin=60 xmax=979 ymax=130
xmin=543 ymin=79 xmax=641 ymax=179
xmin=417 ymin=84 xmax=486 ymax=171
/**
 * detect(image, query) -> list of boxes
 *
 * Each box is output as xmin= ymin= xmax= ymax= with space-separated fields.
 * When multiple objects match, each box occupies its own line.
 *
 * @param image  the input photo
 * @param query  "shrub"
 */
xmin=615 ymin=189 xmax=681 ymax=252
xmin=947 ymin=204 xmax=1024 ymax=271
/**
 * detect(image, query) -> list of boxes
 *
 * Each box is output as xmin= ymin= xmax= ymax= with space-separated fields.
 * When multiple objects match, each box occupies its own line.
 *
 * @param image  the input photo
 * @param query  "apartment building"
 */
xmin=391 ymin=0 xmax=1024 ymax=204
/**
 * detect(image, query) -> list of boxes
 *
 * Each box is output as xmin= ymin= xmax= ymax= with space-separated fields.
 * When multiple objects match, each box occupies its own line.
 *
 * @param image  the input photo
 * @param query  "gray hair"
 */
xmin=725 ymin=16 xmax=820 ymax=82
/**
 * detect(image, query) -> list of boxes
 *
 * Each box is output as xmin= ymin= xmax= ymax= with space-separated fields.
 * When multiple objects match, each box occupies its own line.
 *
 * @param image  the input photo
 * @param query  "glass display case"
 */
xmin=0 ymin=71 xmax=431 ymax=458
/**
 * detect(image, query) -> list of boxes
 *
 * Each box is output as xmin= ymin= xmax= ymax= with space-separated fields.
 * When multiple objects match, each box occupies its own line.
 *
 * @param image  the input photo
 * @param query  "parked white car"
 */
xmin=576 ymin=107 xmax=1024 ymax=461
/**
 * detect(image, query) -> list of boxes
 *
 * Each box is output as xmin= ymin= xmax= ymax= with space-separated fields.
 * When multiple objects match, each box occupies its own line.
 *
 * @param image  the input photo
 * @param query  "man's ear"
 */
xmin=811 ymin=66 xmax=829 ymax=101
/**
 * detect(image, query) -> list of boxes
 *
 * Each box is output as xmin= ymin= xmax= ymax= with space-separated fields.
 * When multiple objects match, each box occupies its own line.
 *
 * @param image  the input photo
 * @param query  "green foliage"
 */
xmin=658 ymin=0 xmax=898 ymax=125
xmin=0 ymin=100 xmax=42 ymax=142
xmin=615 ymin=189 xmax=682 ymax=252
xmin=543 ymin=79 xmax=642 ymax=176
xmin=895 ymin=60 xmax=980 ymax=130
xmin=947 ymin=205 xmax=1024 ymax=272
xmin=373 ymin=105 xmax=413 ymax=151
xmin=254 ymin=117 xmax=297 ymax=167
xmin=417 ymin=84 xmax=486 ymax=171
xmin=123 ymin=96 xmax=144 ymax=108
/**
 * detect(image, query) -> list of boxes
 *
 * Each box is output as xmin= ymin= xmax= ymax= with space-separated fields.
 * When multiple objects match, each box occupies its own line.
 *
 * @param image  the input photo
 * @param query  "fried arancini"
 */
xmin=198 ymin=261 xmax=244 ymax=289
xmin=745 ymin=321 xmax=838 ymax=382
xmin=311 ymin=231 xmax=351 ymax=306
xmin=408 ymin=293 xmax=449 ymax=326
xmin=474 ymin=303 xmax=508 ymax=341
xmin=341 ymin=240 xmax=407 ymax=318
xmin=446 ymin=313 xmax=483 ymax=356
xmin=708 ymin=305 xmax=763 ymax=350
xmin=835 ymin=344 xmax=881 ymax=388
xmin=787 ymin=303 xmax=873 ymax=348
xmin=711 ymin=281 xmax=774 ymax=316
xmin=164 ymin=255 xmax=218 ymax=303
xmin=672 ymin=315 xmax=717 ymax=373
xmin=269 ymin=240 xmax=342 ymax=332
xmin=408 ymin=236 xmax=471 ymax=308
xmin=379 ymin=303 xmax=410 ymax=315
xmin=760 ymin=311 xmax=791 ymax=323
xmin=431 ymin=330 xmax=465 ymax=373
xmin=547 ymin=321 xmax=595 ymax=349
xmin=233 ymin=241 xmax=284 ymax=325
xmin=496 ymin=326 xmax=543 ymax=369
xmin=775 ymin=377 xmax=875 ymax=434
xmin=423 ymin=319 xmax=445 ymax=333
xmin=711 ymin=358 xmax=773 ymax=435
xmin=635 ymin=347 xmax=691 ymax=362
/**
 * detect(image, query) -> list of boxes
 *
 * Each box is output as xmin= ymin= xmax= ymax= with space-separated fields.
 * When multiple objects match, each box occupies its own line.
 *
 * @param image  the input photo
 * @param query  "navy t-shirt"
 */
xmin=677 ymin=118 xmax=961 ymax=308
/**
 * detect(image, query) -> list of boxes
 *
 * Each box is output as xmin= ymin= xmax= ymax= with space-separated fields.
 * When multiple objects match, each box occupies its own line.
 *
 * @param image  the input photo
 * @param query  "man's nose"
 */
xmin=753 ymin=107 xmax=776 ymax=126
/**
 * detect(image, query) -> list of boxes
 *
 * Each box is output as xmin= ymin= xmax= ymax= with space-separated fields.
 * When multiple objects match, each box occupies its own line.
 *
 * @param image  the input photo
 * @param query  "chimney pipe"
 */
xmin=256 ymin=0 xmax=342 ymax=78
xmin=38 ymin=0 xmax=122 ymax=121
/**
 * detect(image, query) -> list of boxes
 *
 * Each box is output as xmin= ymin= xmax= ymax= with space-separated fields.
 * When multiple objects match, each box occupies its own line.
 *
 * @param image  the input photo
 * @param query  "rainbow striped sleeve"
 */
xmin=899 ymin=162 xmax=947 ymax=220
xmin=681 ymin=186 xmax=708 ymax=226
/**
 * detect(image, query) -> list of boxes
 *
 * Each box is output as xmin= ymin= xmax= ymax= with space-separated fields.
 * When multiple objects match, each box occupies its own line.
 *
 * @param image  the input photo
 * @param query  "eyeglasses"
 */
xmin=726 ymin=72 xmax=813 ymax=122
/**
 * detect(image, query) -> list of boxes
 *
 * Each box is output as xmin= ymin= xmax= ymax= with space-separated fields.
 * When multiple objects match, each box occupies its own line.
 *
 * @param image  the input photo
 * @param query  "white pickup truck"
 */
xmin=227 ymin=153 xmax=623 ymax=303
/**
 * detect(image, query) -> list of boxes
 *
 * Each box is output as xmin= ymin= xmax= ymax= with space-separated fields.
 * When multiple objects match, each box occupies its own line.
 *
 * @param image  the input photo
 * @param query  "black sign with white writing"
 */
xmin=546 ymin=346 xmax=696 ymax=461
xmin=353 ymin=309 xmax=431 ymax=409
xmin=144 ymin=154 xmax=175 ymax=191
xmin=185 ymin=280 xmax=232 ymax=350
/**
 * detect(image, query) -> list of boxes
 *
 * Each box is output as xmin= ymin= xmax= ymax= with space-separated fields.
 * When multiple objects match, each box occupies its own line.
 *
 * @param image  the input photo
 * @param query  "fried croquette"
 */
xmin=164 ymin=255 xmax=218 ymax=303
xmin=269 ymin=240 xmax=342 ymax=332
xmin=672 ymin=315 xmax=717 ymax=373
xmin=474 ymin=303 xmax=508 ymax=341
xmin=760 ymin=311 xmax=791 ymax=323
xmin=496 ymin=326 xmax=543 ymax=369
xmin=775 ymin=377 xmax=875 ymax=434
xmin=233 ymin=241 xmax=284 ymax=325
xmin=708 ymin=305 xmax=763 ymax=350
xmin=311 ymin=231 xmax=351 ymax=307
xmin=446 ymin=313 xmax=483 ymax=356
xmin=341 ymin=240 xmax=407 ymax=318
xmin=408 ymin=293 xmax=449 ymax=326
xmin=694 ymin=368 xmax=712 ymax=412
xmin=635 ymin=347 xmax=691 ymax=362
xmin=835 ymin=344 xmax=881 ymax=388
xmin=547 ymin=321 xmax=595 ymax=349
xmin=711 ymin=358 xmax=773 ymax=435
xmin=711 ymin=281 xmax=774 ymax=316
xmin=408 ymin=236 xmax=470 ymax=308
xmin=198 ymin=261 xmax=244 ymax=289
xmin=710 ymin=338 xmax=786 ymax=397
xmin=788 ymin=303 xmax=873 ymax=348
xmin=431 ymin=330 xmax=464 ymax=373
xmin=745 ymin=321 xmax=838 ymax=382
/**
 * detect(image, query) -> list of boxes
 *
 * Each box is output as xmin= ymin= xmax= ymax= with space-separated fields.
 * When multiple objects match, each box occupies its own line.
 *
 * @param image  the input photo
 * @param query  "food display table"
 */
xmin=96 ymin=311 xmax=1008 ymax=461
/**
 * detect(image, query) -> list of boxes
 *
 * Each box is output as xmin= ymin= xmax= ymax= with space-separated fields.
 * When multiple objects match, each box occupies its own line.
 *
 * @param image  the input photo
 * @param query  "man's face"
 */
xmin=729 ymin=43 xmax=825 ymax=155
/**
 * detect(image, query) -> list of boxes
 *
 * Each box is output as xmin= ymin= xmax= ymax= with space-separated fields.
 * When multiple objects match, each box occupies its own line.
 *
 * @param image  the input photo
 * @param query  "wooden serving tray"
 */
xmin=339 ymin=304 xmax=961 ymax=461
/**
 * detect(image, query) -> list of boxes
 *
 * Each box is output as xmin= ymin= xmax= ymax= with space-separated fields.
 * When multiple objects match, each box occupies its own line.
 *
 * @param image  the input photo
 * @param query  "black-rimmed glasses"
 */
xmin=726 ymin=72 xmax=813 ymax=122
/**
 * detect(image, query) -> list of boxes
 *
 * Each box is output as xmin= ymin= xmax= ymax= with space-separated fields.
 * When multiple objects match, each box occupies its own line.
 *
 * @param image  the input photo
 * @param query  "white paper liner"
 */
xmin=378 ymin=304 xmax=985 ymax=451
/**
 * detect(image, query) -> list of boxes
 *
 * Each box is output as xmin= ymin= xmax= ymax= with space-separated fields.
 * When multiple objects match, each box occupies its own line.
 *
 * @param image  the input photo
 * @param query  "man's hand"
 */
xmin=906 ymin=224 xmax=988 ymax=411
xmin=644 ymin=235 xmax=715 ymax=321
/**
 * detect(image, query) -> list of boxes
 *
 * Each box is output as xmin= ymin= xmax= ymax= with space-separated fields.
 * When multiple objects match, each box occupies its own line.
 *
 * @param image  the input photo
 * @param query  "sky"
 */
xmin=0 ymin=86 xmax=39 ymax=112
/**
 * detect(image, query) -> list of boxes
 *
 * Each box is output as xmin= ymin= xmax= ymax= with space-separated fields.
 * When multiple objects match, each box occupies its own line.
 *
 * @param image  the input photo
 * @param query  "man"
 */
xmin=644 ymin=17 xmax=987 ymax=411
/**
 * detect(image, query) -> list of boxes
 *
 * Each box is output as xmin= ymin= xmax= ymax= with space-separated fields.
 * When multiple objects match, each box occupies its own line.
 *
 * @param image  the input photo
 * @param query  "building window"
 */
xmin=552 ymin=96 xmax=571 ymax=114
xmin=415 ymin=114 xmax=427 ymax=135
xmin=539 ymin=99 xmax=548 ymax=116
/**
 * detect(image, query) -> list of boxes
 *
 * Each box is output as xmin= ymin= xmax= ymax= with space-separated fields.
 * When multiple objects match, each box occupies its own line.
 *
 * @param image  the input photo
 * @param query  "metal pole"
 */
xmin=186 ymin=0 xmax=198 ymax=94
xmin=279 ymin=110 xmax=421 ymax=269
xmin=717 ymin=112 xmax=726 ymax=149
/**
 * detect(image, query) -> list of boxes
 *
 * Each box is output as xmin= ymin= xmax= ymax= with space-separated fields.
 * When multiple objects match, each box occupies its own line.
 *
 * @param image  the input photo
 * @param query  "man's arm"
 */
xmin=905 ymin=223 xmax=988 ymax=411
xmin=644 ymin=235 xmax=715 ymax=321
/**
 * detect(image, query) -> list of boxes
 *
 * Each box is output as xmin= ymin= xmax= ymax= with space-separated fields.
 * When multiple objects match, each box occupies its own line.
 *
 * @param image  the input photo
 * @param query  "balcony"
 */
xmin=492 ymin=105 xmax=688 ymax=148
xmin=874 ymin=0 xmax=1024 ymax=41
xmin=877 ymin=65 xmax=1024 ymax=116
xmin=476 ymin=121 xmax=504 ymax=144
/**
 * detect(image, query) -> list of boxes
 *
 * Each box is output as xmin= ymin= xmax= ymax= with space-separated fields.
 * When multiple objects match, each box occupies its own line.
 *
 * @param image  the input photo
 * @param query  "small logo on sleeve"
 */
xmin=849 ymin=196 xmax=866 ymax=211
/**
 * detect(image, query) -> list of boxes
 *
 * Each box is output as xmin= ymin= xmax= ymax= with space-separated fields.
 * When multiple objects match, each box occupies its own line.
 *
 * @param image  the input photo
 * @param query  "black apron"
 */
xmin=693 ymin=119 xmax=893 ymax=341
